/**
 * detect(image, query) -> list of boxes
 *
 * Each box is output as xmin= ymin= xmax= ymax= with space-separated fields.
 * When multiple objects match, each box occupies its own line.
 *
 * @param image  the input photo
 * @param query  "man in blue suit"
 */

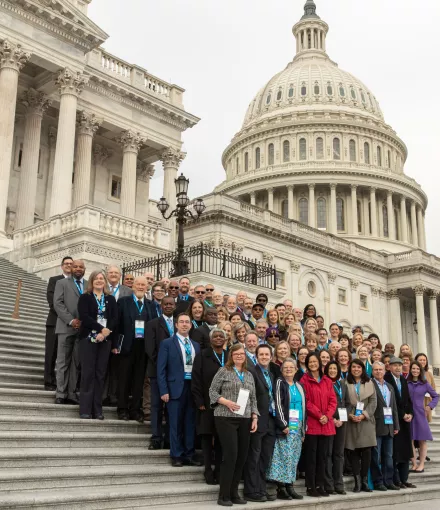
xmin=157 ymin=312 xmax=201 ymax=467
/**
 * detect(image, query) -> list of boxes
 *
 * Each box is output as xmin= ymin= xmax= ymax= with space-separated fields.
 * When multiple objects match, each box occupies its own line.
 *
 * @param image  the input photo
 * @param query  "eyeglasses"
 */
xmin=153 ymin=289 xmax=165 ymax=293
xmin=195 ymin=290 xmax=206 ymax=294
xmin=206 ymin=288 xmax=214 ymax=292
xmin=169 ymin=286 xmax=179 ymax=290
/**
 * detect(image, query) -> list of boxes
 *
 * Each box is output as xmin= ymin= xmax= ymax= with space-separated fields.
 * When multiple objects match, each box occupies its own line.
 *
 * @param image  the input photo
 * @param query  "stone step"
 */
xmin=0 ymin=431 xmax=150 ymax=448
xmin=0 ymin=371 xmax=44 ymax=385
xmin=0 ymin=362 xmax=43 ymax=374
xmin=0 ymin=338 xmax=45 ymax=351
xmin=0 ymin=400 xmax=118 ymax=418
xmin=0 ymin=289 xmax=48 ymax=303
xmin=0 ymin=388 xmax=56 ymax=403
xmin=0 ymin=353 xmax=45 ymax=368
xmin=0 ymin=346 xmax=46 ymax=359
xmin=0 ymin=317 xmax=47 ymax=333
xmin=0 ymin=298 xmax=48 ymax=310
xmin=0 ymin=307 xmax=48 ymax=321
xmin=0 ymin=381 xmax=44 ymax=391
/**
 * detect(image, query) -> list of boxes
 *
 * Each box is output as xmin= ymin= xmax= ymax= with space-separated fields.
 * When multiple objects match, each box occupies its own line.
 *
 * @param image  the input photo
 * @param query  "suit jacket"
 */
xmin=174 ymin=295 xmax=194 ymax=316
xmin=145 ymin=315 xmax=174 ymax=377
xmin=373 ymin=379 xmax=400 ymax=437
xmin=77 ymin=293 xmax=118 ymax=341
xmin=248 ymin=363 xmax=275 ymax=434
xmin=115 ymin=284 xmax=132 ymax=301
xmin=116 ymin=295 xmax=154 ymax=355
xmin=46 ymin=275 xmax=65 ymax=327
xmin=53 ymin=277 xmax=88 ymax=335
xmin=157 ymin=334 xmax=200 ymax=400
xmin=191 ymin=324 xmax=212 ymax=350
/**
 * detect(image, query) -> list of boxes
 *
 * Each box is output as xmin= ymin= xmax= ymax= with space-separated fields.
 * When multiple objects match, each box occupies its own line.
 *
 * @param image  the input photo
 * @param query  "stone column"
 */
xmin=136 ymin=161 xmax=155 ymax=223
xmin=417 ymin=206 xmax=426 ymax=250
xmin=351 ymin=185 xmax=358 ymax=235
xmin=50 ymin=68 xmax=87 ymax=217
xmin=388 ymin=289 xmax=403 ymax=349
xmin=362 ymin=193 xmax=370 ymax=235
xmin=410 ymin=201 xmax=418 ymax=246
xmin=250 ymin=191 xmax=256 ymax=206
xmin=92 ymin=144 xmax=113 ymax=207
xmin=267 ymin=188 xmax=274 ymax=212
xmin=15 ymin=90 xmax=51 ymax=230
xmin=287 ymin=185 xmax=294 ymax=219
xmin=44 ymin=127 xmax=57 ymax=218
xmin=387 ymin=191 xmax=395 ymax=240
xmin=379 ymin=289 xmax=389 ymax=344
xmin=308 ymin=184 xmax=315 ymax=227
xmin=400 ymin=196 xmax=408 ymax=243
xmin=414 ymin=284 xmax=427 ymax=354
xmin=370 ymin=187 xmax=378 ymax=237
xmin=72 ymin=112 xmax=101 ymax=209
xmin=378 ymin=196 xmax=384 ymax=237
xmin=0 ymin=41 xmax=31 ymax=236
xmin=371 ymin=287 xmax=381 ymax=336
xmin=330 ymin=183 xmax=337 ymax=234
xmin=118 ymin=131 xmax=145 ymax=218
xmin=428 ymin=291 xmax=440 ymax=368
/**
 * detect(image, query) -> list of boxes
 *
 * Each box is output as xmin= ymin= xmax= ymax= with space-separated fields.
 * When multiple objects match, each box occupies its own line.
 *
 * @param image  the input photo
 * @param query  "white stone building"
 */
xmin=1 ymin=0 xmax=440 ymax=366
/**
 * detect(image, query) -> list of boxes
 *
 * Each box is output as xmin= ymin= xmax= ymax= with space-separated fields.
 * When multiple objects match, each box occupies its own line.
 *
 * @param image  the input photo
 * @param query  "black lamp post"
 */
xmin=157 ymin=174 xmax=206 ymax=276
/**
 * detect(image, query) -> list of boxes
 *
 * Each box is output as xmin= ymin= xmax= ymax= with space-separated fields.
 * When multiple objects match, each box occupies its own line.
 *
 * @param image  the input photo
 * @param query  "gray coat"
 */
xmin=373 ymin=380 xmax=400 ymax=437
xmin=53 ymin=277 xmax=87 ymax=335
xmin=116 ymin=284 xmax=132 ymax=301
xmin=344 ymin=379 xmax=377 ymax=450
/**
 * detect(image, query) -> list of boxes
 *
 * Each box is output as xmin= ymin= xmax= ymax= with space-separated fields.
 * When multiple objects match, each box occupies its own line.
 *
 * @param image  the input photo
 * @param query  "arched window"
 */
xmin=288 ymin=86 xmax=294 ymax=98
xmin=301 ymin=84 xmax=307 ymax=96
xmin=314 ymin=82 xmax=320 ymax=95
xmin=255 ymin=148 xmax=261 ymax=169
xmin=266 ymin=93 xmax=271 ymax=105
xmin=350 ymin=87 xmax=357 ymax=100
xmin=282 ymin=200 xmax=288 ymax=219
xmin=383 ymin=205 xmax=389 ymax=237
xmin=283 ymin=140 xmax=290 ymax=162
xmin=316 ymin=137 xmax=324 ymax=160
xmin=299 ymin=198 xmax=309 ymax=225
xmin=276 ymin=90 xmax=282 ymax=101
xmin=299 ymin=138 xmax=307 ymax=160
xmin=387 ymin=150 xmax=391 ymax=169
xmin=377 ymin=146 xmax=382 ymax=167
xmin=244 ymin=152 xmax=249 ymax=172
xmin=337 ymin=198 xmax=345 ymax=231
xmin=357 ymin=200 xmax=362 ymax=233
xmin=327 ymin=83 xmax=333 ymax=95
xmin=236 ymin=157 xmax=239 ymax=174
xmin=360 ymin=90 xmax=366 ymax=103
xmin=349 ymin=139 xmax=356 ymax=162
xmin=317 ymin=198 xmax=327 ymax=230
xmin=268 ymin=143 xmax=275 ymax=165
xmin=364 ymin=142 xmax=370 ymax=164
xmin=339 ymin=84 xmax=345 ymax=97
xmin=333 ymin=138 xmax=341 ymax=160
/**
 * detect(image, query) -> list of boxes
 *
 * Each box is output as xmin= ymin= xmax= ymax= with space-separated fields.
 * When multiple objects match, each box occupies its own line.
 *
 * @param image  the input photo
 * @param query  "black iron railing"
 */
xmin=122 ymin=243 xmax=277 ymax=290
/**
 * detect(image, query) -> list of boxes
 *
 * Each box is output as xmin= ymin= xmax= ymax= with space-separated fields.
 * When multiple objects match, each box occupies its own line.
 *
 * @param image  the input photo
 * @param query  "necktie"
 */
xmin=137 ymin=300 xmax=143 ymax=309
xmin=184 ymin=338 xmax=192 ymax=366
xmin=167 ymin=317 xmax=174 ymax=333
xmin=76 ymin=280 xmax=82 ymax=293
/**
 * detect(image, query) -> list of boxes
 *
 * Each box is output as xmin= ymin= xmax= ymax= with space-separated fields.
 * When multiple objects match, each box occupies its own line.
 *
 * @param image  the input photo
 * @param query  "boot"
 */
xmin=353 ymin=475 xmax=361 ymax=493
xmin=361 ymin=477 xmax=372 ymax=492
xmin=276 ymin=486 xmax=292 ymax=500
xmin=286 ymin=484 xmax=303 ymax=500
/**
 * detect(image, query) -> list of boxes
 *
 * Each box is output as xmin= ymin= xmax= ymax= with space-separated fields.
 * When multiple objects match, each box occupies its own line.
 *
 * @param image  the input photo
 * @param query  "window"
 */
xmin=111 ymin=176 xmax=122 ymax=199
xmin=276 ymin=90 xmax=282 ymax=101
xmin=357 ymin=200 xmax=362 ymax=233
xmin=244 ymin=152 xmax=249 ymax=172
xmin=316 ymin=137 xmax=324 ymax=159
xmin=327 ymin=83 xmax=333 ymax=95
xmin=299 ymin=138 xmax=307 ymax=160
xmin=236 ymin=157 xmax=239 ymax=174
xmin=377 ymin=146 xmax=382 ymax=167
xmin=314 ymin=82 xmax=320 ymax=95
xmin=364 ymin=142 xmax=370 ymax=164
xmin=268 ymin=143 xmax=274 ymax=165
xmin=337 ymin=198 xmax=345 ymax=231
xmin=338 ymin=288 xmax=347 ymax=304
xmin=266 ymin=93 xmax=271 ymax=105
xmin=317 ymin=197 xmax=327 ymax=230
xmin=288 ymin=86 xmax=294 ymax=98
xmin=282 ymin=200 xmax=288 ymax=219
xmin=360 ymin=90 xmax=366 ymax=103
xmin=301 ymin=84 xmax=307 ymax=96
xmin=360 ymin=294 xmax=368 ymax=310
xmin=283 ymin=140 xmax=290 ymax=162
xmin=387 ymin=150 xmax=391 ymax=169
xmin=349 ymin=139 xmax=356 ymax=162
xmin=18 ymin=144 xmax=23 ymax=168
xmin=276 ymin=270 xmax=286 ymax=287
xmin=299 ymin=198 xmax=309 ymax=224
xmin=307 ymin=280 xmax=317 ymax=297
xmin=383 ymin=205 xmax=389 ymax=237
xmin=255 ymin=148 xmax=261 ymax=169
xmin=350 ymin=87 xmax=357 ymax=100
xmin=333 ymin=138 xmax=341 ymax=160
xmin=339 ymin=84 xmax=345 ymax=97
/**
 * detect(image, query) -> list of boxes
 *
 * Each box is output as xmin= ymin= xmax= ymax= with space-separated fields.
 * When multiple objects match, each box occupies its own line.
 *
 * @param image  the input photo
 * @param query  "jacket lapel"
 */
xmin=69 ymin=278 xmax=80 ymax=298
xmin=172 ymin=335 xmax=184 ymax=366
xmin=159 ymin=316 xmax=170 ymax=336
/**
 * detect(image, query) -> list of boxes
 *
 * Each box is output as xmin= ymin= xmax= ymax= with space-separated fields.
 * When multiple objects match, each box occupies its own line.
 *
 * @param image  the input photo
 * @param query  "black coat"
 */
xmin=46 ymin=275 xmax=65 ymax=327
xmin=373 ymin=380 xmax=400 ymax=438
xmin=116 ymin=296 xmax=154 ymax=355
xmin=145 ymin=316 xmax=173 ymax=377
xmin=269 ymin=361 xmax=282 ymax=380
xmin=384 ymin=372 xmax=414 ymax=461
xmin=191 ymin=347 xmax=229 ymax=435
xmin=174 ymin=295 xmax=194 ymax=316
xmin=248 ymin=363 xmax=275 ymax=434
xmin=77 ymin=293 xmax=118 ymax=342
xmin=273 ymin=377 xmax=307 ymax=438
xmin=191 ymin=324 xmax=211 ymax=350
xmin=331 ymin=379 xmax=348 ymax=420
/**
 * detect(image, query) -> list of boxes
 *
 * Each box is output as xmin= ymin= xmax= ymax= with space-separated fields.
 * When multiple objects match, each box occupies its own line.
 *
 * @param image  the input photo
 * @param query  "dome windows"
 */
xmin=314 ymin=82 xmax=320 ymax=95
xmin=333 ymin=138 xmax=341 ymax=160
xmin=350 ymin=87 xmax=357 ymax=100
xmin=255 ymin=147 xmax=261 ymax=169
xmin=283 ymin=140 xmax=290 ymax=162
xmin=266 ymin=93 xmax=272 ymax=105
xmin=299 ymin=198 xmax=309 ymax=225
xmin=327 ymin=82 xmax=333 ymax=96
xmin=339 ymin=84 xmax=346 ymax=97
xmin=299 ymin=138 xmax=307 ymax=160
xmin=268 ymin=143 xmax=275 ymax=165
xmin=349 ymin=140 xmax=356 ymax=162
xmin=377 ymin=146 xmax=382 ymax=167
xmin=364 ymin=142 xmax=370 ymax=164
xmin=360 ymin=90 xmax=366 ymax=103
xmin=383 ymin=205 xmax=389 ymax=237
xmin=301 ymin=83 xmax=307 ymax=96
xmin=276 ymin=89 xmax=282 ymax=101
xmin=316 ymin=137 xmax=324 ymax=160
xmin=288 ymin=85 xmax=295 ymax=98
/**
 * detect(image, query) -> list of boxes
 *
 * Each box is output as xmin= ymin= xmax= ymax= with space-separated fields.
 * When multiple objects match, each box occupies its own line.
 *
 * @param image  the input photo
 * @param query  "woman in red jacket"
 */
xmin=301 ymin=352 xmax=337 ymax=497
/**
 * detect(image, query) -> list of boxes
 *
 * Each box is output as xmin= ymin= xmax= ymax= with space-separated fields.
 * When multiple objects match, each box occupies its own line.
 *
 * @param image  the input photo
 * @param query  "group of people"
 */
xmin=43 ymin=257 xmax=438 ymax=506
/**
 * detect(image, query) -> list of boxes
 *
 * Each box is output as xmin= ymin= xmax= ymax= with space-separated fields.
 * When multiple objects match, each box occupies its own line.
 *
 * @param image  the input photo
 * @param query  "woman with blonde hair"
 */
xmin=304 ymin=317 xmax=318 ymax=335
xmin=351 ymin=332 xmax=364 ymax=355
xmin=231 ymin=321 xmax=250 ymax=346
xmin=273 ymin=341 xmax=291 ymax=367
xmin=218 ymin=321 xmax=233 ymax=350
xmin=399 ymin=343 xmax=414 ymax=361
xmin=216 ymin=307 xmax=230 ymax=323
xmin=356 ymin=345 xmax=372 ymax=377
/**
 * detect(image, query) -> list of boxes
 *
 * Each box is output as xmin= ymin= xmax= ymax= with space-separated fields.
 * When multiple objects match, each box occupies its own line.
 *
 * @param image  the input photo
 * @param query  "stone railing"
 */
xmin=12 ymin=205 xmax=171 ymax=250
xmin=387 ymin=249 xmax=440 ymax=271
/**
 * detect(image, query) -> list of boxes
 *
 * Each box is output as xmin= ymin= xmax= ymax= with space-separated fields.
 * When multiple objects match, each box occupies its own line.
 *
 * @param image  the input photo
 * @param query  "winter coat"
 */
xmin=300 ymin=373 xmax=336 ymax=436
xmin=344 ymin=379 xmax=377 ymax=450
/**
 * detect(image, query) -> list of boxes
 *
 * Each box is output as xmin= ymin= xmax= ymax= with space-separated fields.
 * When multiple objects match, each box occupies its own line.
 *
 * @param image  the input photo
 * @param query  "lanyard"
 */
xmin=178 ymin=337 xmax=193 ymax=363
xmin=355 ymin=381 xmax=361 ymax=399
xmin=94 ymin=293 xmax=105 ymax=313
xmin=155 ymin=302 xmax=161 ymax=316
xmin=192 ymin=320 xmax=200 ymax=329
xmin=246 ymin=351 xmax=257 ymax=365
xmin=340 ymin=371 xmax=347 ymax=379
xmin=213 ymin=350 xmax=225 ymax=367
xmin=74 ymin=280 xmax=83 ymax=295
xmin=164 ymin=316 xmax=174 ymax=336
xmin=334 ymin=381 xmax=342 ymax=401
xmin=379 ymin=381 xmax=388 ymax=403
xmin=233 ymin=367 xmax=244 ymax=383
xmin=111 ymin=284 xmax=119 ymax=297
xmin=133 ymin=295 xmax=144 ymax=314
xmin=290 ymin=383 xmax=299 ymax=402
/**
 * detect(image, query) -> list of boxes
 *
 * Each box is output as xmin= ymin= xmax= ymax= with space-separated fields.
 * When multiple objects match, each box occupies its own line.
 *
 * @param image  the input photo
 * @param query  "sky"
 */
xmin=88 ymin=0 xmax=440 ymax=256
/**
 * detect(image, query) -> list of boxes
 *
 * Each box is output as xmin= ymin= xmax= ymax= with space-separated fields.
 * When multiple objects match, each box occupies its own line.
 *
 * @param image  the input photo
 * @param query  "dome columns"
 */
xmin=351 ymin=185 xmax=358 ymax=236
xmin=308 ymin=184 xmax=316 ymax=228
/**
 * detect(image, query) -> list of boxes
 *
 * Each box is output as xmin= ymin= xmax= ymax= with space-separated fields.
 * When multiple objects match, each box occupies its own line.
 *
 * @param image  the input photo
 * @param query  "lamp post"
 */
xmin=157 ymin=173 xmax=205 ymax=276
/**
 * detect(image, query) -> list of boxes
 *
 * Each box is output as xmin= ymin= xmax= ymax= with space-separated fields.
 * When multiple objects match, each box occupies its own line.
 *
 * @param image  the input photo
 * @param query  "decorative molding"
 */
xmin=0 ymin=40 xmax=31 ymax=72
xmin=327 ymin=272 xmax=337 ymax=284
xmin=413 ymin=284 xmax=426 ymax=296
xmin=76 ymin=111 xmax=102 ymax=136
xmin=350 ymin=279 xmax=359 ymax=290
xmin=262 ymin=252 xmax=274 ymax=262
xmin=117 ymin=130 xmax=145 ymax=154
xmin=160 ymin=147 xmax=186 ymax=168
xmin=56 ymin=68 xmax=88 ymax=97
xmin=379 ymin=289 xmax=387 ymax=299
xmin=387 ymin=288 xmax=400 ymax=300
xmin=371 ymin=286 xmax=380 ymax=297
xmin=290 ymin=260 xmax=301 ymax=273
xmin=20 ymin=89 xmax=51 ymax=116
xmin=137 ymin=162 xmax=155 ymax=182
xmin=428 ymin=289 xmax=439 ymax=300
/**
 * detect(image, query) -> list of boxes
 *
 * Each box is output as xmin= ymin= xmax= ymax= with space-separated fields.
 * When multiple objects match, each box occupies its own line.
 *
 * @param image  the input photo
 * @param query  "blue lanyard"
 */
xmin=377 ymin=381 xmax=388 ymax=403
xmin=74 ymin=280 xmax=83 ymax=295
xmin=334 ymin=381 xmax=342 ymax=401
xmin=246 ymin=351 xmax=257 ymax=365
xmin=355 ymin=381 xmax=361 ymax=399
xmin=164 ymin=316 xmax=174 ymax=336
xmin=155 ymin=302 xmax=161 ymax=316
xmin=213 ymin=350 xmax=225 ymax=367
xmin=178 ymin=337 xmax=192 ymax=363
xmin=94 ymin=293 xmax=105 ymax=313
xmin=233 ymin=367 xmax=244 ymax=383
xmin=290 ymin=383 xmax=299 ymax=402
xmin=133 ymin=295 xmax=144 ymax=314
xmin=111 ymin=284 xmax=119 ymax=296
xmin=340 ymin=371 xmax=347 ymax=379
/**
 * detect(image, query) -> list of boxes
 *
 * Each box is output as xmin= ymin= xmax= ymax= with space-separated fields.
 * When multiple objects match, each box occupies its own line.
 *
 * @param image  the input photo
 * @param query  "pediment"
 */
xmin=3 ymin=0 xmax=108 ymax=52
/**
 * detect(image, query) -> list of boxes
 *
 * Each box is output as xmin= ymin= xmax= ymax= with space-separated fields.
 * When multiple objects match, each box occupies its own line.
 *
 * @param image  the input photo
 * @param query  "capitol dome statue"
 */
xmin=216 ymin=0 xmax=427 ymax=254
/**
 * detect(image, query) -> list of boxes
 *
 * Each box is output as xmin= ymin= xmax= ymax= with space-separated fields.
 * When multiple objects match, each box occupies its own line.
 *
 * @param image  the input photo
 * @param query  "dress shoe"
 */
xmin=276 ymin=487 xmax=292 ymax=500
xmin=204 ymin=469 xmax=217 ymax=485
xmin=118 ymin=412 xmax=129 ymax=421
xmin=55 ymin=398 xmax=65 ymax=405
xmin=306 ymin=488 xmax=320 ymax=497
xmin=231 ymin=496 xmax=247 ymax=504
xmin=374 ymin=484 xmax=387 ymax=491
xmin=163 ymin=441 xmax=170 ymax=450
xmin=353 ymin=475 xmax=361 ymax=493
xmin=386 ymin=484 xmax=400 ymax=490
xmin=404 ymin=482 xmax=417 ymax=488
xmin=148 ymin=442 xmax=162 ymax=451
xmin=335 ymin=489 xmax=346 ymax=495
xmin=286 ymin=485 xmax=303 ymax=499
xmin=298 ymin=471 xmax=306 ymax=479
xmin=263 ymin=492 xmax=277 ymax=501
xmin=217 ymin=499 xmax=233 ymax=507
xmin=244 ymin=494 xmax=267 ymax=502
xmin=66 ymin=398 xmax=79 ymax=405
xmin=325 ymin=489 xmax=336 ymax=495
xmin=398 ymin=482 xmax=407 ymax=489
xmin=182 ymin=458 xmax=203 ymax=467
xmin=79 ymin=414 xmax=91 ymax=419
xmin=361 ymin=477 xmax=372 ymax=492
xmin=95 ymin=415 xmax=104 ymax=420
xmin=317 ymin=487 xmax=329 ymax=497
xmin=171 ymin=459 xmax=183 ymax=467
xmin=44 ymin=384 xmax=56 ymax=391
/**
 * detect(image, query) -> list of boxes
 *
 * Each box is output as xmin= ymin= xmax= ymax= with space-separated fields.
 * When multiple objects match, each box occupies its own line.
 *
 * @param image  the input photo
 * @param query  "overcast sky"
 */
xmin=88 ymin=0 xmax=440 ymax=256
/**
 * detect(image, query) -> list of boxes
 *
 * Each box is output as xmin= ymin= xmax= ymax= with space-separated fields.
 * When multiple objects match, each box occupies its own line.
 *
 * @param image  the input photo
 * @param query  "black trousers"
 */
xmin=79 ymin=338 xmax=111 ymax=416
xmin=44 ymin=326 xmax=58 ymax=386
xmin=244 ymin=416 xmax=276 ymax=496
xmin=150 ymin=376 xmax=169 ymax=444
xmin=216 ymin=417 xmax=251 ymax=501
xmin=102 ymin=352 xmax=119 ymax=404
xmin=351 ymin=447 xmax=371 ymax=477
xmin=394 ymin=461 xmax=410 ymax=484
xmin=305 ymin=435 xmax=330 ymax=489
xmin=117 ymin=339 xmax=146 ymax=414
xmin=324 ymin=424 xmax=346 ymax=491
xmin=201 ymin=434 xmax=222 ymax=475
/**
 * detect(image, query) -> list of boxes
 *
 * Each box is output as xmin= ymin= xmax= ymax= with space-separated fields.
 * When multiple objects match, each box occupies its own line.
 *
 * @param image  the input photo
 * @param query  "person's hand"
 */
xmin=223 ymin=399 xmax=240 ymax=412
xmin=250 ymin=418 xmax=258 ymax=433
xmin=319 ymin=415 xmax=328 ymax=424
xmin=199 ymin=405 xmax=206 ymax=411
xmin=359 ymin=414 xmax=365 ymax=421
xmin=282 ymin=427 xmax=289 ymax=435
xmin=161 ymin=394 xmax=169 ymax=403
xmin=101 ymin=328 xmax=111 ymax=337
xmin=335 ymin=419 xmax=342 ymax=428
xmin=425 ymin=406 xmax=431 ymax=418
xmin=96 ymin=333 xmax=105 ymax=342
xmin=403 ymin=414 xmax=412 ymax=422
xmin=394 ymin=430 xmax=399 ymax=435
xmin=71 ymin=319 xmax=81 ymax=329
xmin=111 ymin=349 xmax=119 ymax=354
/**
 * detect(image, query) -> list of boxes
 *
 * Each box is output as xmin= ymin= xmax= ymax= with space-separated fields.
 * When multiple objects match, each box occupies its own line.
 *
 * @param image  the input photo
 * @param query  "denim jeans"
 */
xmin=371 ymin=435 xmax=394 ymax=486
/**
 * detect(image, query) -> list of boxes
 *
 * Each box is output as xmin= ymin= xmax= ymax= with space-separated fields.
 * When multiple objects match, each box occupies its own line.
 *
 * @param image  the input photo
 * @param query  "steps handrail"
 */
xmin=11 ymin=279 xmax=23 ymax=320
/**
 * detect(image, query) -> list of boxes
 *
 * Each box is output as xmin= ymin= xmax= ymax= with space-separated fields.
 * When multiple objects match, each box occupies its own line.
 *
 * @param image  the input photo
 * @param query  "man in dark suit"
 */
xmin=174 ymin=276 xmax=194 ymax=315
xmin=244 ymin=344 xmax=277 ymax=502
xmin=114 ymin=276 xmax=154 ymax=422
xmin=145 ymin=296 xmax=176 ymax=449
xmin=247 ymin=304 xmax=265 ymax=330
xmin=191 ymin=307 xmax=218 ymax=349
xmin=157 ymin=312 xmax=201 ymax=467
xmin=44 ymin=256 xmax=73 ymax=391
xmin=53 ymin=259 xmax=86 ymax=404
xmin=384 ymin=357 xmax=416 ymax=489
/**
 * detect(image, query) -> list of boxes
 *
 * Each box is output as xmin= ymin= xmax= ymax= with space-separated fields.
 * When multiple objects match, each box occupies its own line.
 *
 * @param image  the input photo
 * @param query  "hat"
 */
xmin=389 ymin=356 xmax=403 ymax=365
xmin=256 ymin=293 xmax=268 ymax=301
xmin=265 ymin=327 xmax=280 ymax=339
xmin=252 ymin=303 xmax=265 ymax=310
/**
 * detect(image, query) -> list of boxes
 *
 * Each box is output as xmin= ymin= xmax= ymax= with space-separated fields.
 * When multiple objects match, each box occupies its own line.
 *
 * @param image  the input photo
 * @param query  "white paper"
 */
xmin=338 ymin=408 xmax=348 ymax=422
xmin=233 ymin=388 xmax=250 ymax=416
xmin=98 ymin=318 xmax=107 ymax=327
xmin=384 ymin=407 xmax=392 ymax=416
xmin=356 ymin=402 xmax=365 ymax=412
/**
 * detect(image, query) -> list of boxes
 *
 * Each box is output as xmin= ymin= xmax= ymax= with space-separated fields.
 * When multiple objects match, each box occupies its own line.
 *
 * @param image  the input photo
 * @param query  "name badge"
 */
xmin=338 ymin=408 xmax=348 ymax=422
xmin=98 ymin=318 xmax=107 ymax=327
xmin=135 ymin=320 xmax=145 ymax=338
xmin=355 ymin=402 xmax=364 ymax=417
xmin=289 ymin=409 xmax=300 ymax=434
xmin=384 ymin=406 xmax=393 ymax=425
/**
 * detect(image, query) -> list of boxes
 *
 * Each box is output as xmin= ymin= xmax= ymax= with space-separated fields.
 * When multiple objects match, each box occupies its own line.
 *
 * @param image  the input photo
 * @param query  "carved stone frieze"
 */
xmin=290 ymin=260 xmax=301 ymax=273
xmin=160 ymin=147 xmax=186 ymax=168
xmin=137 ymin=162 xmax=155 ymax=182
xmin=0 ymin=40 xmax=31 ymax=72
xmin=56 ymin=68 xmax=88 ymax=96
xmin=350 ymin=279 xmax=359 ymax=290
xmin=413 ymin=284 xmax=426 ymax=296
xmin=262 ymin=252 xmax=274 ymax=262
xmin=328 ymin=272 xmax=337 ymax=284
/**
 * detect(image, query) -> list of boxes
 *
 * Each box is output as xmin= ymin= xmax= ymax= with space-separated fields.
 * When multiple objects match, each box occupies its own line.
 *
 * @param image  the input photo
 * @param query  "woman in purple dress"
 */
xmin=407 ymin=360 xmax=439 ymax=473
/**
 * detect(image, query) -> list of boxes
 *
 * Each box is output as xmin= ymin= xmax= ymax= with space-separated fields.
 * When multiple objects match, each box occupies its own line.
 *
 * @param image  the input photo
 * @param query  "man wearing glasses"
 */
xmin=256 ymin=293 xmax=269 ymax=318
xmin=204 ymin=284 xmax=215 ymax=307
xmin=193 ymin=285 xmax=206 ymax=300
